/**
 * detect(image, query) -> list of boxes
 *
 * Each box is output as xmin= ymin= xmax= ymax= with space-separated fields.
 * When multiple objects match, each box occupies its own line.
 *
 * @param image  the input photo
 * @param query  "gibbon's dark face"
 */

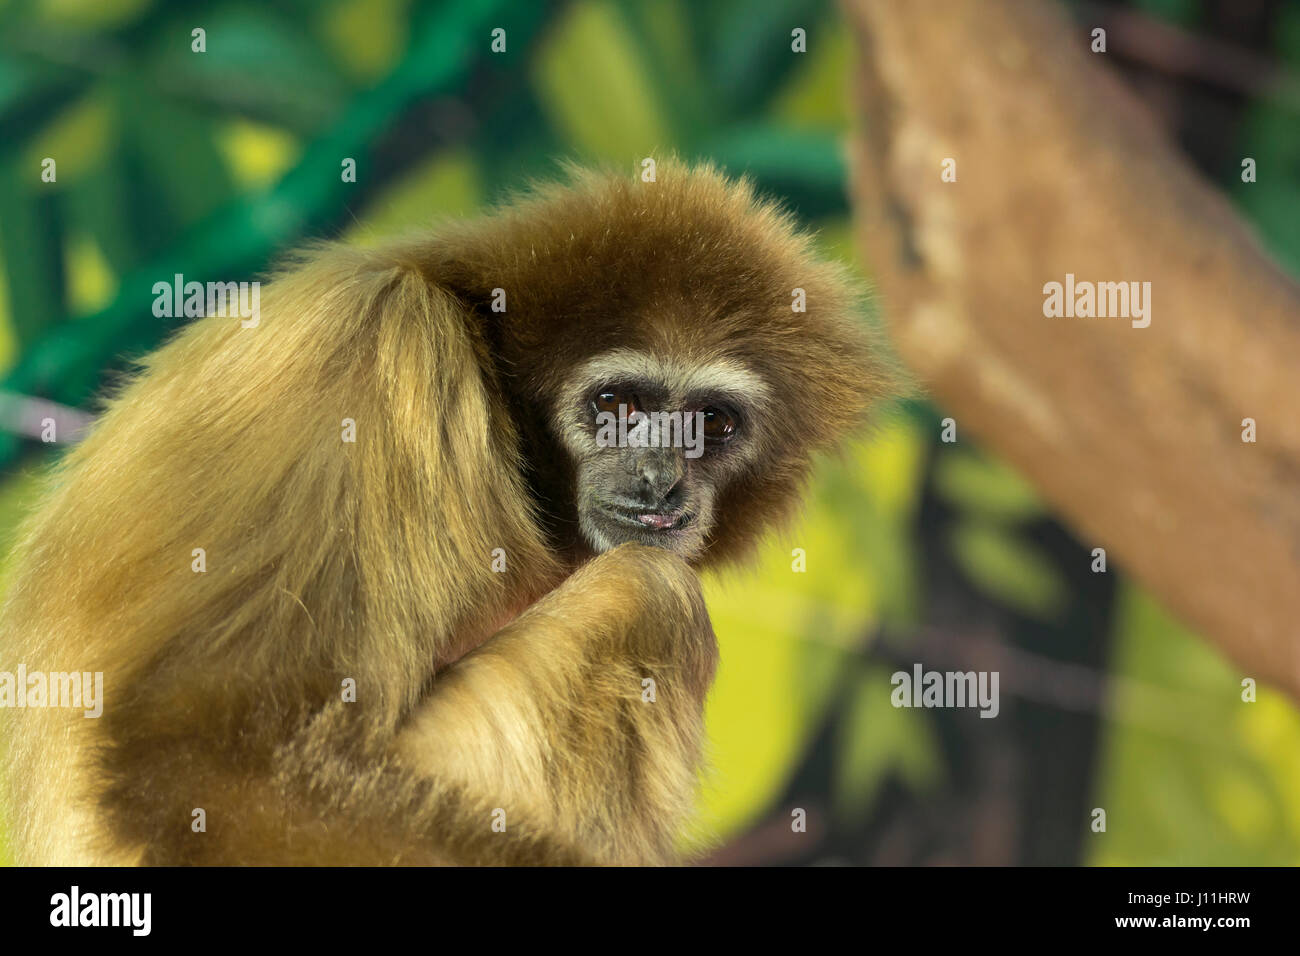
xmin=550 ymin=348 xmax=771 ymax=560
xmin=434 ymin=162 xmax=887 ymax=568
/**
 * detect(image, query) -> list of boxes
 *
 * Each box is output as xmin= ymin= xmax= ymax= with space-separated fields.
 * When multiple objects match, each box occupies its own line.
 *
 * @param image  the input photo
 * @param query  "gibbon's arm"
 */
xmin=395 ymin=541 xmax=717 ymax=865
xmin=91 ymin=542 xmax=714 ymax=866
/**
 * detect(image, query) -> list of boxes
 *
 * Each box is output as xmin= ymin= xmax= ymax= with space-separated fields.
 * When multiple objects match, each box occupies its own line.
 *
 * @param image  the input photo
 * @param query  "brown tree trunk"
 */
xmin=842 ymin=0 xmax=1300 ymax=697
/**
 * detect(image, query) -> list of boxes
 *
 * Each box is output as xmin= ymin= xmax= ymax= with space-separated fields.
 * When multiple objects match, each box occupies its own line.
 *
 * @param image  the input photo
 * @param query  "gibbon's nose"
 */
xmin=634 ymin=452 xmax=685 ymax=509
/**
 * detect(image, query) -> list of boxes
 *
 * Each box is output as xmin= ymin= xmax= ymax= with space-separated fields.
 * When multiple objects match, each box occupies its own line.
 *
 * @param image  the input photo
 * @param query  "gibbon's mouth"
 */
xmin=599 ymin=506 xmax=693 ymax=533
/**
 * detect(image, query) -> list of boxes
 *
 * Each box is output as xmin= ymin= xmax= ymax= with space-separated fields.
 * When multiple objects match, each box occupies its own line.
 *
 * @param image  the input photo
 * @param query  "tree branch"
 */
xmin=843 ymin=0 xmax=1300 ymax=697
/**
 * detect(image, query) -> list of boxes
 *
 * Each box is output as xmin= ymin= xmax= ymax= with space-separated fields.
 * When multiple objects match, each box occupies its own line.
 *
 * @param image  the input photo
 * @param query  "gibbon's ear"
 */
xmin=16 ymin=244 xmax=557 ymax=723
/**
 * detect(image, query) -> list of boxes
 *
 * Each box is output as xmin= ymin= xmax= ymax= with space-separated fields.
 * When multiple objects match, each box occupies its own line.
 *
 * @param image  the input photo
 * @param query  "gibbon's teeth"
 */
xmin=636 ymin=512 xmax=684 ymax=530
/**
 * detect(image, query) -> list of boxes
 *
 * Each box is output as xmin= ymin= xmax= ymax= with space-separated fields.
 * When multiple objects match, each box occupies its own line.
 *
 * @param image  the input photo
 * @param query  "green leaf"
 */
xmin=834 ymin=664 xmax=943 ymax=819
xmin=948 ymin=518 xmax=1067 ymax=621
xmin=532 ymin=0 xmax=676 ymax=162
xmin=933 ymin=447 xmax=1046 ymax=522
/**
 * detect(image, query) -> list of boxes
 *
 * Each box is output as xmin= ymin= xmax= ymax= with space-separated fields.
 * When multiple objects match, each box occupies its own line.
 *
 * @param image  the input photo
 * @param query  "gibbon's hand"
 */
xmin=594 ymin=542 xmax=718 ymax=695
xmin=395 ymin=542 xmax=717 ymax=864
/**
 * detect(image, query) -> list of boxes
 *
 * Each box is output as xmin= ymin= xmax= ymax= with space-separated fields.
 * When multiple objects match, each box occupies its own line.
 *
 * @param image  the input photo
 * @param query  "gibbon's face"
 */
xmin=552 ymin=348 xmax=772 ymax=560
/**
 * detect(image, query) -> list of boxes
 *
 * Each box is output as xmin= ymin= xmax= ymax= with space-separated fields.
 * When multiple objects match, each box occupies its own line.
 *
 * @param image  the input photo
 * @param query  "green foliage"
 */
xmin=834 ymin=663 xmax=943 ymax=820
xmin=533 ymin=1 xmax=676 ymax=161
xmin=933 ymin=447 xmax=1046 ymax=523
xmin=948 ymin=519 xmax=1068 ymax=622
xmin=1092 ymin=587 xmax=1300 ymax=864
xmin=701 ymin=417 xmax=926 ymax=836
xmin=1131 ymin=0 xmax=1201 ymax=27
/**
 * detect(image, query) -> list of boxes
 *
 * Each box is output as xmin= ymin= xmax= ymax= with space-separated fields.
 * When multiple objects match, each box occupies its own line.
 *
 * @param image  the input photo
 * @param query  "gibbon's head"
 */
xmin=429 ymin=161 xmax=893 ymax=567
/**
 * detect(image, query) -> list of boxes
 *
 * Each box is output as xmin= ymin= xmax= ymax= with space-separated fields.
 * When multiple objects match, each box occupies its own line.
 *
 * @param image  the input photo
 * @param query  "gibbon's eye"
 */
xmin=592 ymin=388 xmax=638 ymax=417
xmin=700 ymin=405 xmax=738 ymax=443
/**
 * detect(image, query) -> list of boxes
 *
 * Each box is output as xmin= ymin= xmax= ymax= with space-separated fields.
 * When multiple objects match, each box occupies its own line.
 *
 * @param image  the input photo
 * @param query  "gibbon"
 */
xmin=0 ymin=161 xmax=890 ymax=865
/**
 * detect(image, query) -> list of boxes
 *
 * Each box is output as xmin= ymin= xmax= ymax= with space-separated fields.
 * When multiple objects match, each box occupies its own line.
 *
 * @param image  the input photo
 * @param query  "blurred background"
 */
xmin=1 ymin=0 xmax=1298 ymax=865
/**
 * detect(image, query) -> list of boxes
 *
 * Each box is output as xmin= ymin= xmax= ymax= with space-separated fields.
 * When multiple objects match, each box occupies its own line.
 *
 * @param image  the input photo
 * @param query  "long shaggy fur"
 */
xmin=0 ymin=161 xmax=888 ymax=865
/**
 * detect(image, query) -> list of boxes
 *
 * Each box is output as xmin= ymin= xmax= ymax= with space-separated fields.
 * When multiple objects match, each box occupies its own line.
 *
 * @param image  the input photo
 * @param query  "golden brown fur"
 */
xmin=0 ymin=161 xmax=887 ymax=865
